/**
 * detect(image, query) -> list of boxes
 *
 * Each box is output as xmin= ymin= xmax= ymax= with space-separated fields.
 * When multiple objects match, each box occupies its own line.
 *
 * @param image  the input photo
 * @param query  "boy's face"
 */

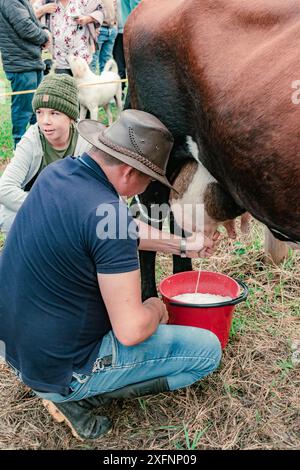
xmin=36 ymin=108 xmax=72 ymax=144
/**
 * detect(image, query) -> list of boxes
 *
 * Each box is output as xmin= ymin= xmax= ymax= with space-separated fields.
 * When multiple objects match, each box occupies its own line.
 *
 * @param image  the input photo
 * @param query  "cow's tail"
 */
xmin=104 ymin=58 xmax=119 ymax=75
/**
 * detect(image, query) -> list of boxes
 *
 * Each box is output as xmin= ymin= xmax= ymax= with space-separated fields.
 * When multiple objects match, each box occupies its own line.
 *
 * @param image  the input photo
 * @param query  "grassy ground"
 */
xmin=0 ymin=222 xmax=299 ymax=450
xmin=0 ymin=61 xmax=299 ymax=450
xmin=0 ymin=65 xmax=13 ymax=164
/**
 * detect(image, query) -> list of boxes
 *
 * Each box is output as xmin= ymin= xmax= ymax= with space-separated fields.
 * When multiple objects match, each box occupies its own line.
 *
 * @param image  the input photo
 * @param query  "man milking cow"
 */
xmin=2 ymin=0 xmax=299 ymax=442
xmin=0 ymin=110 xmax=221 ymax=440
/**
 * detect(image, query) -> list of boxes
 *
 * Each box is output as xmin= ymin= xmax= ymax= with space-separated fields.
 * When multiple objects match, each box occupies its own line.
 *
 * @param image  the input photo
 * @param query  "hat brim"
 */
xmin=77 ymin=120 xmax=176 ymax=191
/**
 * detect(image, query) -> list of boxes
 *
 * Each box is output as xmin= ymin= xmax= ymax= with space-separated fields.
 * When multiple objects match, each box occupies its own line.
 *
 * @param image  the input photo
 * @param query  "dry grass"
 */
xmin=0 ymin=222 xmax=299 ymax=450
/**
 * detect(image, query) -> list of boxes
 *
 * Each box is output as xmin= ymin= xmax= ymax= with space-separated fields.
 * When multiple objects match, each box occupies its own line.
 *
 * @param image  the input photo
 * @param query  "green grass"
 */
xmin=0 ymin=232 xmax=5 ymax=248
xmin=97 ymin=106 xmax=120 ymax=126
xmin=0 ymin=65 xmax=13 ymax=161
xmin=277 ymin=358 xmax=294 ymax=375
xmin=175 ymin=422 xmax=212 ymax=450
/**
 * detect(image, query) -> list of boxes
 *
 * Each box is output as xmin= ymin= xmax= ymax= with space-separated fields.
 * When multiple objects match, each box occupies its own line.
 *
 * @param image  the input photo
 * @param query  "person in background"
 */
xmin=0 ymin=0 xmax=51 ymax=147
xmin=33 ymin=0 xmax=104 ymax=75
xmin=0 ymin=109 xmax=221 ymax=441
xmin=113 ymin=0 xmax=126 ymax=95
xmin=90 ymin=0 xmax=117 ymax=73
xmin=121 ymin=0 xmax=141 ymax=24
xmin=0 ymin=73 xmax=90 ymax=234
xmin=31 ymin=0 xmax=58 ymax=75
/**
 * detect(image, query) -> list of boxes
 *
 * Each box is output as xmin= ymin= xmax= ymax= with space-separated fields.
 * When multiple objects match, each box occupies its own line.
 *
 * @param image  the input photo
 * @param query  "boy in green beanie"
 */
xmin=0 ymin=74 xmax=91 ymax=234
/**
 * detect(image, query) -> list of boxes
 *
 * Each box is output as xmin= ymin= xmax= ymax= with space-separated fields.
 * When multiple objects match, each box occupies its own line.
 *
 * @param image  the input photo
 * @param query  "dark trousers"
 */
xmin=55 ymin=69 xmax=73 ymax=76
xmin=113 ymin=33 xmax=126 ymax=89
xmin=43 ymin=59 xmax=53 ymax=76
xmin=5 ymin=70 xmax=43 ymax=148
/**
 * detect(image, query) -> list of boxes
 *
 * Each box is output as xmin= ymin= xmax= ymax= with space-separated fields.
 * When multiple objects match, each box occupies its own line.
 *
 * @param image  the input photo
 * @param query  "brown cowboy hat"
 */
xmin=77 ymin=109 xmax=175 ymax=190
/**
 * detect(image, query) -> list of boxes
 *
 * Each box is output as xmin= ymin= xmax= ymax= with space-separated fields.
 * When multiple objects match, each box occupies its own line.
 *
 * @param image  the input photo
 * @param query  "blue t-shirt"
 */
xmin=0 ymin=154 xmax=139 ymax=395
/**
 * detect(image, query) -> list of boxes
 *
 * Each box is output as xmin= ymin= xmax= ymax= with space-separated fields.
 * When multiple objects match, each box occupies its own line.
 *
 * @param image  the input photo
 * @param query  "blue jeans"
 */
xmin=90 ymin=25 xmax=118 ymax=73
xmin=34 ymin=325 xmax=222 ymax=403
xmin=5 ymin=70 xmax=43 ymax=148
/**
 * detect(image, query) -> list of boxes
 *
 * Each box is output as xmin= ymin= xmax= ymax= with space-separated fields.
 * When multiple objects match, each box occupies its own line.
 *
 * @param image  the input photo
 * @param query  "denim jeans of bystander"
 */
xmin=5 ymin=70 xmax=43 ymax=148
xmin=90 ymin=25 xmax=118 ymax=74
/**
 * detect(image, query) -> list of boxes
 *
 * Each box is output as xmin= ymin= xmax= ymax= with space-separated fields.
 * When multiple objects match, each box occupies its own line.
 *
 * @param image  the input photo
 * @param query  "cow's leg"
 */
xmin=137 ymin=203 xmax=167 ymax=300
xmin=169 ymin=210 xmax=192 ymax=274
xmin=264 ymin=227 xmax=289 ymax=264
xmin=139 ymin=250 xmax=158 ymax=300
xmin=173 ymin=256 xmax=193 ymax=274
xmin=131 ymin=182 xmax=170 ymax=300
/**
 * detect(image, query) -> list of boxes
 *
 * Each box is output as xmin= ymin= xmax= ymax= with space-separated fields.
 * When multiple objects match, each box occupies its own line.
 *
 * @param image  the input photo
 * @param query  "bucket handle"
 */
xmin=230 ymin=279 xmax=249 ymax=306
xmin=168 ymin=278 xmax=248 ymax=308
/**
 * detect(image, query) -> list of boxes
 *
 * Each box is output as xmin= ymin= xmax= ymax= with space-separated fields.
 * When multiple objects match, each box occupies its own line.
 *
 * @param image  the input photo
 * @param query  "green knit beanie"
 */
xmin=32 ymin=74 xmax=79 ymax=120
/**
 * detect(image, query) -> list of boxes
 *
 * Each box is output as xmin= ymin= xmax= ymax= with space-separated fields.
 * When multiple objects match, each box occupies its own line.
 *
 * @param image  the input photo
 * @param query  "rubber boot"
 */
xmin=42 ymin=398 xmax=112 ymax=441
xmin=43 ymin=377 xmax=168 ymax=440
xmin=85 ymin=377 xmax=170 ymax=407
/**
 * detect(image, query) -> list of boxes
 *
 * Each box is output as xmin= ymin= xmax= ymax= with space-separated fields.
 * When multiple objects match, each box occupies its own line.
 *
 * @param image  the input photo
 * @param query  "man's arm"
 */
xmin=136 ymin=220 xmax=218 ymax=258
xmin=4 ymin=0 xmax=49 ymax=46
xmin=98 ymin=270 xmax=168 ymax=346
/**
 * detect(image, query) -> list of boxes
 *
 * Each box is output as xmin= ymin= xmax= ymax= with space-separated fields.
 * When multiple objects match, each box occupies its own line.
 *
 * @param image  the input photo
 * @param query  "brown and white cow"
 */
xmin=124 ymin=0 xmax=300 ymax=298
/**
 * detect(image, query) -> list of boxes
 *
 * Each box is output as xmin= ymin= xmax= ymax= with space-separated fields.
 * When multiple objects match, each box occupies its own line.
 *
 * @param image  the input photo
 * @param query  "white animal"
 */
xmin=68 ymin=55 xmax=123 ymax=124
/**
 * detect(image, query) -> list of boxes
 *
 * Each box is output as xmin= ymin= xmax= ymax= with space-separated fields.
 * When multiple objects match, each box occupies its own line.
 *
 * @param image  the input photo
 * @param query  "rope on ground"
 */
xmin=0 ymin=78 xmax=128 ymax=98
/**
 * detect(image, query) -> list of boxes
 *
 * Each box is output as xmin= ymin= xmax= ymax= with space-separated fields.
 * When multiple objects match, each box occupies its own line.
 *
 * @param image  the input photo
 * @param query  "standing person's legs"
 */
xmin=113 ymin=33 xmax=126 ymax=89
xmin=29 ymin=70 xmax=43 ymax=126
xmin=99 ymin=26 xmax=118 ymax=73
xmin=90 ymin=51 xmax=98 ymax=73
xmin=90 ymin=27 xmax=108 ymax=73
xmin=6 ymin=70 xmax=44 ymax=148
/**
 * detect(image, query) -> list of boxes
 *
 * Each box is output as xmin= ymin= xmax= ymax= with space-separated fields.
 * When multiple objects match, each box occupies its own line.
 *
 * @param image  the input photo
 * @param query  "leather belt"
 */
xmin=102 ymin=21 xmax=117 ymax=27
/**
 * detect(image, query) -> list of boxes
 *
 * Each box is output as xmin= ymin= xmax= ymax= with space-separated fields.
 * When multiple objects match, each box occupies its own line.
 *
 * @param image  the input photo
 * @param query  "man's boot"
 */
xmin=43 ymin=377 xmax=168 ymax=440
xmin=42 ymin=398 xmax=112 ymax=441
xmin=85 ymin=377 xmax=170 ymax=407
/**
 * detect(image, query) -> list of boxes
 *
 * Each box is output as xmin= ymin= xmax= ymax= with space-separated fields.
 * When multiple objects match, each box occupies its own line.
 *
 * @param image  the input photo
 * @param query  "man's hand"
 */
xmin=185 ymin=231 xmax=220 ymax=258
xmin=143 ymin=297 xmax=169 ymax=324
xmin=34 ymin=3 xmax=57 ymax=19
xmin=76 ymin=15 xmax=94 ymax=26
xmin=42 ymin=30 xmax=52 ymax=50
xmin=41 ymin=3 xmax=57 ymax=15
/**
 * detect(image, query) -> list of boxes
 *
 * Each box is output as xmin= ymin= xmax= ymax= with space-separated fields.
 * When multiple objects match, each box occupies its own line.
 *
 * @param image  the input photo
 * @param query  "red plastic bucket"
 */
xmin=159 ymin=271 xmax=248 ymax=349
